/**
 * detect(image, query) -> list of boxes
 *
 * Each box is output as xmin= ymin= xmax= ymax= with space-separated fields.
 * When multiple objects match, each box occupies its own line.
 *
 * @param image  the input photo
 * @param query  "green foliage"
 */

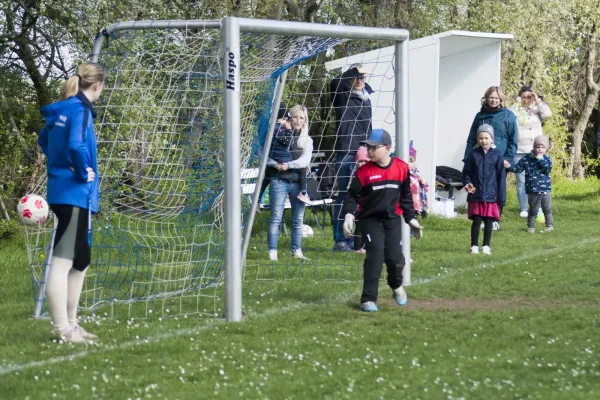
xmin=2 ymin=0 xmax=600 ymax=205
xmin=0 ymin=218 xmax=23 ymax=240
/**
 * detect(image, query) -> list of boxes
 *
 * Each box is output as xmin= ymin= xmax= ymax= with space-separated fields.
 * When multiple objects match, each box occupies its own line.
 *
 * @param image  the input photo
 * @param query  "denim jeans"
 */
xmin=513 ymin=153 xmax=528 ymax=212
xmin=331 ymin=152 xmax=356 ymax=244
xmin=267 ymin=178 xmax=305 ymax=252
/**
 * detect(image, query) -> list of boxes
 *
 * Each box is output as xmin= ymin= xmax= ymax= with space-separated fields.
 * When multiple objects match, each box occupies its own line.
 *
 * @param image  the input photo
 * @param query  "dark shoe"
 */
xmin=333 ymin=241 xmax=351 ymax=252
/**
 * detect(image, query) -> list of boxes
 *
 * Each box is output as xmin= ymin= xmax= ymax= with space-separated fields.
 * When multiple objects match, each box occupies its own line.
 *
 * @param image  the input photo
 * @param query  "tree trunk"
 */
xmin=0 ymin=195 xmax=10 ymax=220
xmin=568 ymin=28 xmax=600 ymax=179
xmin=569 ymin=89 xmax=598 ymax=179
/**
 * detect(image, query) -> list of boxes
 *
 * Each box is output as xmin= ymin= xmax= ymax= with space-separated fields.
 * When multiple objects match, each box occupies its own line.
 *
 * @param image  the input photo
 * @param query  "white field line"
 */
xmin=1 ymin=237 xmax=598 ymax=376
xmin=412 ymin=237 xmax=600 ymax=285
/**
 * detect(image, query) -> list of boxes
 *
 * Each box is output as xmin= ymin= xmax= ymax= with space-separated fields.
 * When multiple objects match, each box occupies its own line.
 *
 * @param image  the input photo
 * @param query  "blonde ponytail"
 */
xmin=61 ymin=63 xmax=106 ymax=100
xmin=61 ymin=76 xmax=80 ymax=99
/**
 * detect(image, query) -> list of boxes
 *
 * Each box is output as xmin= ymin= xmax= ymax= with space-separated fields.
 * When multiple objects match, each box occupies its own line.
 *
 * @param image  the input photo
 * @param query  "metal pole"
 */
xmin=222 ymin=17 xmax=243 ymax=322
xmin=241 ymin=71 xmax=288 ymax=275
xmin=90 ymin=33 xmax=106 ymax=63
xmin=32 ymin=222 xmax=57 ymax=318
xmin=237 ymin=18 xmax=408 ymax=41
xmin=395 ymin=38 xmax=411 ymax=286
xmin=95 ymin=19 xmax=407 ymax=41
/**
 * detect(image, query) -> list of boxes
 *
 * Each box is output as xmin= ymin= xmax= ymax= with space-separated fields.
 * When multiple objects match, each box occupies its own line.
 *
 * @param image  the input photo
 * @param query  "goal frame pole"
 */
xmin=89 ymin=17 xmax=410 ymax=322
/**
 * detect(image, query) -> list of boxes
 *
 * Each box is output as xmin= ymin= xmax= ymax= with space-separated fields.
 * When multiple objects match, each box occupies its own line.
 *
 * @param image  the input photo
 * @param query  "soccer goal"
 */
xmin=26 ymin=17 xmax=410 ymax=321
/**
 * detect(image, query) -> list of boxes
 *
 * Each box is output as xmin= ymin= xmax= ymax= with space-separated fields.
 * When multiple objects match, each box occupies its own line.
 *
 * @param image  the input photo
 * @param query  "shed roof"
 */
xmin=324 ymin=30 xmax=514 ymax=73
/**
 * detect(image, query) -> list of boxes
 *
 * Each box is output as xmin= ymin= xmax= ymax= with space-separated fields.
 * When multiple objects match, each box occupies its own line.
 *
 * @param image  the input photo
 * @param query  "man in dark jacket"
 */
xmin=330 ymin=64 xmax=374 ymax=251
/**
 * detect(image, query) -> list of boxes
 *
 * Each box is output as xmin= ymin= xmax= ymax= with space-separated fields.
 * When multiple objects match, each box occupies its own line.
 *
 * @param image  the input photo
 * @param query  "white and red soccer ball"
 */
xmin=17 ymin=194 xmax=49 ymax=226
xmin=301 ymin=224 xmax=314 ymax=238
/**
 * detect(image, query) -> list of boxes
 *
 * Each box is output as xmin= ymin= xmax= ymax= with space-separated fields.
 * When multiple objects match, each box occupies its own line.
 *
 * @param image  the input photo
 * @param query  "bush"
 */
xmin=0 ymin=218 xmax=23 ymax=240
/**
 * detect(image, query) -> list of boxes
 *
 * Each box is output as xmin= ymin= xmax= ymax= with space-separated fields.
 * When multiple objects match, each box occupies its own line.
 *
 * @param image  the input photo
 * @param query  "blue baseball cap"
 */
xmin=360 ymin=129 xmax=392 ymax=147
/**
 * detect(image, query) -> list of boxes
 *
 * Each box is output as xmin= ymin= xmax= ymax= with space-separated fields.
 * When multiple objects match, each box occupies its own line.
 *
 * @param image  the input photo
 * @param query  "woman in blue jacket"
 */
xmin=463 ymin=86 xmax=517 ymax=231
xmin=38 ymin=63 xmax=105 ymax=343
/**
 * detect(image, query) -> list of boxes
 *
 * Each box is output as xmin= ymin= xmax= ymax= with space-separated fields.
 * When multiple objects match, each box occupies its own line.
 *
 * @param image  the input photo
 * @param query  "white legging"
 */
xmin=45 ymin=256 xmax=87 ymax=334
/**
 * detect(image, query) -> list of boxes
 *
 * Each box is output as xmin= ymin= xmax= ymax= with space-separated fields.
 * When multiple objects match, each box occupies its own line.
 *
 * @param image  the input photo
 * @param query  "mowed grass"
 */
xmin=0 ymin=179 xmax=599 ymax=399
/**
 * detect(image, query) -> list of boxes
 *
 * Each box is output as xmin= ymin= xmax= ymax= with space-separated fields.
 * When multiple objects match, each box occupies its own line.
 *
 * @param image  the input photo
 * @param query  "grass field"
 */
xmin=1 ymin=179 xmax=599 ymax=399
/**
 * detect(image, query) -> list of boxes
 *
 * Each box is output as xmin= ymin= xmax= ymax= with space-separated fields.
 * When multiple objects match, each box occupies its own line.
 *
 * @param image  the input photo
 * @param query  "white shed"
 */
xmin=324 ymin=30 xmax=513 ymax=213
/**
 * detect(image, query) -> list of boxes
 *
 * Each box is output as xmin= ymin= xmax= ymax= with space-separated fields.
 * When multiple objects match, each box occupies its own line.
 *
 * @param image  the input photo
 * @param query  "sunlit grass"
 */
xmin=0 ymin=179 xmax=599 ymax=399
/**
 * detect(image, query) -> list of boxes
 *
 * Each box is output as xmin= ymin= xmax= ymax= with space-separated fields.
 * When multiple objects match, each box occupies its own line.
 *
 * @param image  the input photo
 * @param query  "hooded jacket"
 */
xmin=38 ymin=92 xmax=99 ymax=213
xmin=330 ymin=68 xmax=373 ymax=153
xmin=464 ymin=106 xmax=518 ymax=163
xmin=510 ymin=99 xmax=552 ymax=154
xmin=508 ymin=153 xmax=552 ymax=193
xmin=462 ymin=146 xmax=506 ymax=206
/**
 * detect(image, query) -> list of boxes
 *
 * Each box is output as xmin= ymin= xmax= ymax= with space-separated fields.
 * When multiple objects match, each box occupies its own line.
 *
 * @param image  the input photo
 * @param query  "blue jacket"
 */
xmin=462 ymin=147 xmax=506 ymax=206
xmin=268 ymin=123 xmax=294 ymax=163
xmin=464 ymin=107 xmax=518 ymax=163
xmin=38 ymin=92 xmax=99 ymax=213
xmin=509 ymin=153 xmax=552 ymax=193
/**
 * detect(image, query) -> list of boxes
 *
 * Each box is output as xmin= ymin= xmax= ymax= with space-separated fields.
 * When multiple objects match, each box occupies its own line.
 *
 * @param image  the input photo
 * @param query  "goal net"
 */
xmin=25 ymin=18 xmax=409 ymax=320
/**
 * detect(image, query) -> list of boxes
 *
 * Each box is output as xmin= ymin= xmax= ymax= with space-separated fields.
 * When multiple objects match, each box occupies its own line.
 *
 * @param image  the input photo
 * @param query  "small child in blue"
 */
xmin=504 ymin=135 xmax=553 ymax=233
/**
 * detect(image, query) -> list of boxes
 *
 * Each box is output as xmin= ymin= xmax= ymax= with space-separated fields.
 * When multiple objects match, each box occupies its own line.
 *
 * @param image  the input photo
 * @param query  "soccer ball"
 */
xmin=301 ymin=224 xmax=314 ymax=238
xmin=17 ymin=194 xmax=49 ymax=226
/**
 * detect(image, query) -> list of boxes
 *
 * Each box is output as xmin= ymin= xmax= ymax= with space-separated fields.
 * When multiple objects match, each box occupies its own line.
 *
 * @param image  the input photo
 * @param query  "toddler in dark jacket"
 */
xmin=504 ymin=135 xmax=553 ymax=233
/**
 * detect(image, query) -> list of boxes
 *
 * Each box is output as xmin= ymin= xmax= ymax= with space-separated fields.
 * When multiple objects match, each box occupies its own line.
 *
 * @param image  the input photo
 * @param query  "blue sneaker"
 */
xmin=360 ymin=301 xmax=378 ymax=312
xmin=392 ymin=286 xmax=407 ymax=306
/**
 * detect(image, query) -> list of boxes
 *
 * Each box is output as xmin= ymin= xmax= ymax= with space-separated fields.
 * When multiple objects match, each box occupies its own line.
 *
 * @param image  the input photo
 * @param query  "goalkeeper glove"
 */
xmin=343 ymin=214 xmax=355 ymax=238
xmin=408 ymin=219 xmax=423 ymax=240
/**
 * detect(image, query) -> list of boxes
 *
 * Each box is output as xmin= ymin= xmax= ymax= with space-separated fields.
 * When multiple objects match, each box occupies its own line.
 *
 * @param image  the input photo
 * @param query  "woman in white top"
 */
xmin=510 ymin=86 xmax=552 ymax=217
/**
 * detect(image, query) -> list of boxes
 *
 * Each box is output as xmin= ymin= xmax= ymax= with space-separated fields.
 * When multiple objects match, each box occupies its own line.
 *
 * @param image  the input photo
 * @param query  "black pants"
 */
xmin=359 ymin=217 xmax=404 ymax=303
xmin=50 ymin=204 xmax=91 ymax=271
xmin=471 ymin=215 xmax=493 ymax=247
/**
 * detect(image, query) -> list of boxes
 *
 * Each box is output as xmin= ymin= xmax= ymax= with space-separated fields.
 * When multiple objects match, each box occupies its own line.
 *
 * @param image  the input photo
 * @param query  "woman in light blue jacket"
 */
xmin=38 ymin=63 xmax=105 ymax=343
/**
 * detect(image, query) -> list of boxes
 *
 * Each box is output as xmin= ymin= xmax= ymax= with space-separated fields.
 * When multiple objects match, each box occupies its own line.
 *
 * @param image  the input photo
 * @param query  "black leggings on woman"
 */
xmin=471 ymin=215 xmax=494 ymax=247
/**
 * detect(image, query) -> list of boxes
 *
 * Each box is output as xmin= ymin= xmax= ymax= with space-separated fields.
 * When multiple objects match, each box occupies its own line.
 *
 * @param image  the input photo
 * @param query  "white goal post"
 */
xmin=85 ymin=17 xmax=410 ymax=322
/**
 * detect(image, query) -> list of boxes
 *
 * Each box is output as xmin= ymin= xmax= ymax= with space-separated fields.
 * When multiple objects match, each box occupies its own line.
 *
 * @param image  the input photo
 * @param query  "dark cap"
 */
xmin=360 ymin=129 xmax=392 ymax=147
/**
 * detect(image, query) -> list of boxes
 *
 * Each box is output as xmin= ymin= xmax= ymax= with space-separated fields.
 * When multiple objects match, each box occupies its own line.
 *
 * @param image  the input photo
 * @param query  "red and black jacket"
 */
xmin=342 ymin=157 xmax=416 ymax=222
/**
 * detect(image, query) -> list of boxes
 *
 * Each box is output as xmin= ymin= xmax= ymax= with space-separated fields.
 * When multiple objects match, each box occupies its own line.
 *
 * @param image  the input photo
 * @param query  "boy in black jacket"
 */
xmin=341 ymin=129 xmax=423 ymax=312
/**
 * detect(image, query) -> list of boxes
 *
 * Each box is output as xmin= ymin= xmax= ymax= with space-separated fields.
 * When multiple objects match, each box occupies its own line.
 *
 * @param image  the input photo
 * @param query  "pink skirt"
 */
xmin=468 ymin=201 xmax=500 ymax=221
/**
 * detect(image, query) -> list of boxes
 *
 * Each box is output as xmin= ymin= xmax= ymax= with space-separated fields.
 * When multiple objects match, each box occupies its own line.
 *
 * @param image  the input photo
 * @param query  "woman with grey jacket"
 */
xmin=510 ymin=86 xmax=552 ymax=217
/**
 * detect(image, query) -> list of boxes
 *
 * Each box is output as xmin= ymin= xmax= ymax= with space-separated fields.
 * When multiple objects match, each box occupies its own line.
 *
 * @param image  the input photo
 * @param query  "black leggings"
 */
xmin=471 ymin=215 xmax=494 ymax=247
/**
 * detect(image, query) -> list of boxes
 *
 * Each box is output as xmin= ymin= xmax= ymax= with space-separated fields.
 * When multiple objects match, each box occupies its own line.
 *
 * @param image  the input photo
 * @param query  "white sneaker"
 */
xmin=540 ymin=226 xmax=554 ymax=233
xmin=292 ymin=249 xmax=309 ymax=260
xmin=52 ymin=326 xmax=88 ymax=344
xmin=296 ymin=193 xmax=312 ymax=205
xmin=392 ymin=286 xmax=408 ymax=306
xmin=268 ymin=250 xmax=278 ymax=261
xmin=74 ymin=324 xmax=98 ymax=341
xmin=482 ymin=245 xmax=492 ymax=255
xmin=470 ymin=246 xmax=479 ymax=254
xmin=519 ymin=211 xmax=528 ymax=218
xmin=360 ymin=301 xmax=378 ymax=312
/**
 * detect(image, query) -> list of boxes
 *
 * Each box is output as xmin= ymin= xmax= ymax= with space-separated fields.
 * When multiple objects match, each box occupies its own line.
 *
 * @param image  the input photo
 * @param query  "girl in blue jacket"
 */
xmin=464 ymin=86 xmax=517 ymax=231
xmin=462 ymin=124 xmax=506 ymax=255
xmin=38 ymin=63 xmax=105 ymax=343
